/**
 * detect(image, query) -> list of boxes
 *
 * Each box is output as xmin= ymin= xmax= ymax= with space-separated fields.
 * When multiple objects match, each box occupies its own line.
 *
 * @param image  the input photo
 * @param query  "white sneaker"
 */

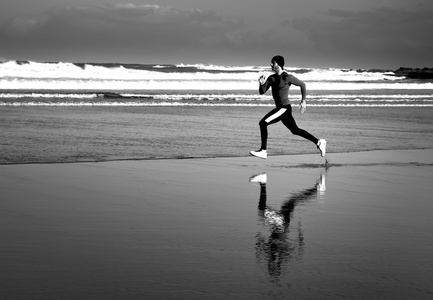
xmin=317 ymin=139 xmax=327 ymax=157
xmin=250 ymin=150 xmax=268 ymax=159
xmin=249 ymin=149 xmax=267 ymax=159
xmin=249 ymin=172 xmax=267 ymax=184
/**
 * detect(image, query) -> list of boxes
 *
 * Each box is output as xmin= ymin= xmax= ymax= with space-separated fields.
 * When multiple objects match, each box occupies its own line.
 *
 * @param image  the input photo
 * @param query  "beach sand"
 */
xmin=1 ymin=149 xmax=433 ymax=299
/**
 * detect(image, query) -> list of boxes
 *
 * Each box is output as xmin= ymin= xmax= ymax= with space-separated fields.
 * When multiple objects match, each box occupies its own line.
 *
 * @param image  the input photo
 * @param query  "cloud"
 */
xmin=1 ymin=16 xmax=44 ymax=35
xmin=289 ymin=5 xmax=433 ymax=67
xmin=0 ymin=3 xmax=246 ymax=62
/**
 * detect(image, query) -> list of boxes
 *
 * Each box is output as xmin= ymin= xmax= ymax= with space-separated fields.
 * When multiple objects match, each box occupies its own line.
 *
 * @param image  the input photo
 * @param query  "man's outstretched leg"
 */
xmin=281 ymin=108 xmax=327 ymax=157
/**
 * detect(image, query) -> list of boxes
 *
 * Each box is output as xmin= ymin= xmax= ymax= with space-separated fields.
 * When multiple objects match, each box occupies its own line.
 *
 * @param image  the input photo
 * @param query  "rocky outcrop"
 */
xmin=394 ymin=67 xmax=433 ymax=79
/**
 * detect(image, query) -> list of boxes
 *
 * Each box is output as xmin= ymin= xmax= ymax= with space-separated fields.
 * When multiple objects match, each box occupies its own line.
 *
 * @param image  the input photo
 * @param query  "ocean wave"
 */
xmin=176 ymin=63 xmax=264 ymax=72
xmin=2 ymin=92 xmax=432 ymax=101
xmin=1 ymin=60 xmax=400 ymax=82
xmin=2 ymin=100 xmax=432 ymax=107
xmin=0 ymin=92 xmax=99 ymax=99
xmin=2 ymin=78 xmax=432 ymax=91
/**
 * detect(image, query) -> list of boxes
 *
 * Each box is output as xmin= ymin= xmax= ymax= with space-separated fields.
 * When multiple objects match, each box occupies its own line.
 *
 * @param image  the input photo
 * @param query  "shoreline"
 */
xmin=1 ymin=147 xmax=432 ymax=166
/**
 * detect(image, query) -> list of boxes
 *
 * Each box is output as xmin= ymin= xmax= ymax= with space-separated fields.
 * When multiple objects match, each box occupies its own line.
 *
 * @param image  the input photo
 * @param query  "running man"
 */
xmin=250 ymin=55 xmax=326 ymax=159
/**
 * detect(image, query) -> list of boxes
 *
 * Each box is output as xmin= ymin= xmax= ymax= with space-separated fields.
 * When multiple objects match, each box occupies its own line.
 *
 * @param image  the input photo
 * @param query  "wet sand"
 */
xmin=1 ymin=149 xmax=433 ymax=299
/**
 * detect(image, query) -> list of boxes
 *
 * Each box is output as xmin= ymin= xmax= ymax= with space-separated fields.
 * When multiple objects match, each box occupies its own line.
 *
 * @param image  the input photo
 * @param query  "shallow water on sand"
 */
xmin=1 ymin=106 xmax=432 ymax=164
xmin=1 ymin=155 xmax=433 ymax=299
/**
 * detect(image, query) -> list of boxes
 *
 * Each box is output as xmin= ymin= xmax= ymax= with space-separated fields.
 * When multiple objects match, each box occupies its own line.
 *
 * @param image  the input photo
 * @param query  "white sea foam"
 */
xmin=1 ymin=61 xmax=432 ymax=107
xmin=2 ymin=77 xmax=432 ymax=91
xmin=2 ymin=92 xmax=432 ymax=101
xmin=2 ymin=98 xmax=432 ymax=107
xmin=0 ymin=60 xmax=409 ymax=85
xmin=0 ymin=92 xmax=99 ymax=99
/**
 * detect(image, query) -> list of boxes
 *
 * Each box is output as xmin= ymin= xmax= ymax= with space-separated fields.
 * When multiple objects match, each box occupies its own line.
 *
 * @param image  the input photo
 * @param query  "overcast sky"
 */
xmin=0 ymin=0 xmax=432 ymax=68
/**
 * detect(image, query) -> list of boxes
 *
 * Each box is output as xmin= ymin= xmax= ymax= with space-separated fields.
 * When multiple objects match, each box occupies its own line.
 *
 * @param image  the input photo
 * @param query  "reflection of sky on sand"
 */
xmin=1 ymin=152 xmax=432 ymax=299
xmin=250 ymin=170 xmax=327 ymax=282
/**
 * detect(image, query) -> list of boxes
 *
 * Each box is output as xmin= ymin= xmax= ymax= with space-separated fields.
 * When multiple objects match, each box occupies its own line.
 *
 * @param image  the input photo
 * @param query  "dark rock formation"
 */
xmin=394 ymin=67 xmax=433 ymax=79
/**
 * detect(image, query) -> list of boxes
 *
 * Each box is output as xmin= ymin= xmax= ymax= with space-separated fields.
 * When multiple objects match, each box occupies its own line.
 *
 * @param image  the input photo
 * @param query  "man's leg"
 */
xmin=281 ymin=106 xmax=318 ymax=144
xmin=250 ymin=108 xmax=287 ymax=159
xmin=259 ymin=107 xmax=287 ymax=150
xmin=281 ymin=107 xmax=327 ymax=156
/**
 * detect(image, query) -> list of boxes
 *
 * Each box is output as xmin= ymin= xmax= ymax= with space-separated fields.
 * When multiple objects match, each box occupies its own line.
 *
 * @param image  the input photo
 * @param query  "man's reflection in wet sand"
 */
xmin=250 ymin=171 xmax=326 ymax=280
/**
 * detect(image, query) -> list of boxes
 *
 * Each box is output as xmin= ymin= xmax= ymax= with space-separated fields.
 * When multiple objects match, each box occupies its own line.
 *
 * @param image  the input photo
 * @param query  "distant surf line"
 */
xmin=1 ymin=92 xmax=433 ymax=99
xmin=2 ymin=102 xmax=432 ymax=107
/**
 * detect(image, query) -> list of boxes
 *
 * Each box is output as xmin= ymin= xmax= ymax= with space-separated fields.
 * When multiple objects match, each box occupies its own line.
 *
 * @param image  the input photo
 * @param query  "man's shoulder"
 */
xmin=281 ymin=71 xmax=293 ymax=78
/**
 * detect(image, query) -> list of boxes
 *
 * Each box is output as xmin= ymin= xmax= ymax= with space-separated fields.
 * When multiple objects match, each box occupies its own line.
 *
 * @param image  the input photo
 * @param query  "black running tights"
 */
xmin=258 ymin=105 xmax=318 ymax=150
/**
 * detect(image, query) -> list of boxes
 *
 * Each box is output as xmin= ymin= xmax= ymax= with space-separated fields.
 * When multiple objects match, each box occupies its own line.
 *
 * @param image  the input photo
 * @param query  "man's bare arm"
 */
xmin=287 ymin=74 xmax=307 ymax=113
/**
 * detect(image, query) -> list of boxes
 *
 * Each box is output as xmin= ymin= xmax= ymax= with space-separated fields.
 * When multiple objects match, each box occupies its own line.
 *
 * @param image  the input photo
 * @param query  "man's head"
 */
xmin=271 ymin=55 xmax=285 ymax=70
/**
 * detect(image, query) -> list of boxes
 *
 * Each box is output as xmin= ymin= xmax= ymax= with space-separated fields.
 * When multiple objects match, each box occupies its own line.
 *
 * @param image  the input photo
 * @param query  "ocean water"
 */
xmin=1 ymin=61 xmax=433 ymax=164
